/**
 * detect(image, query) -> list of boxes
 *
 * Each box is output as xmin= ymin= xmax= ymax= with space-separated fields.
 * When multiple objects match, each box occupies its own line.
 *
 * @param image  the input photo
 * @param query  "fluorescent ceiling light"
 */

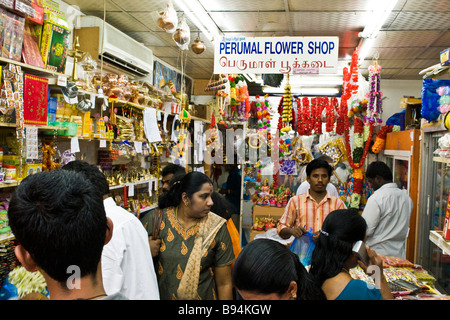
xmin=173 ymin=0 xmax=221 ymax=42
xmin=359 ymin=0 xmax=398 ymax=39
xmin=358 ymin=0 xmax=398 ymax=63
xmin=262 ymin=86 xmax=339 ymax=96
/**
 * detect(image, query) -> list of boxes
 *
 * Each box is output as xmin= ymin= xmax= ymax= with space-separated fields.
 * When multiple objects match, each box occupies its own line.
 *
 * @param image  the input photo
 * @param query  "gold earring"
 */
xmin=291 ymin=293 xmax=297 ymax=299
xmin=184 ymin=201 xmax=188 ymax=206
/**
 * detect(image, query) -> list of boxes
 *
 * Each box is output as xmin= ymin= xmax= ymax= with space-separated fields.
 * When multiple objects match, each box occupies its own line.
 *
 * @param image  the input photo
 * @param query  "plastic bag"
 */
xmin=289 ymin=228 xmax=315 ymax=267
xmin=0 ymin=277 xmax=18 ymax=300
xmin=421 ymin=78 xmax=450 ymax=122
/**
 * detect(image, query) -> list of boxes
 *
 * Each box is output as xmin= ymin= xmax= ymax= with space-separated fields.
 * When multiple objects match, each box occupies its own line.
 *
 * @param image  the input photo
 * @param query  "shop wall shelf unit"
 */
xmin=77 ymin=89 xmax=211 ymax=124
xmin=108 ymin=177 xmax=159 ymax=191
xmin=0 ymin=56 xmax=68 ymax=79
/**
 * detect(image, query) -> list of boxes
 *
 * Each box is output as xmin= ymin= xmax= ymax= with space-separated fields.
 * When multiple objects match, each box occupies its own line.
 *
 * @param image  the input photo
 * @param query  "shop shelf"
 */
xmin=109 ymin=178 xmax=159 ymax=190
xmin=429 ymin=230 xmax=450 ymax=256
xmin=0 ymin=57 xmax=68 ymax=78
xmin=433 ymin=157 xmax=450 ymax=165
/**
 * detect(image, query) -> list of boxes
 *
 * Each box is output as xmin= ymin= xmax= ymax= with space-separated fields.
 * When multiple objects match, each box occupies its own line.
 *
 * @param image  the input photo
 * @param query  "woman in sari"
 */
xmin=145 ymin=171 xmax=235 ymax=300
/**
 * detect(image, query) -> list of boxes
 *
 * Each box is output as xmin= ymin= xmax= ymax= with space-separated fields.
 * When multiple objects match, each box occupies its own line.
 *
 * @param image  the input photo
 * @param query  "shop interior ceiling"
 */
xmin=63 ymin=0 xmax=450 ymax=95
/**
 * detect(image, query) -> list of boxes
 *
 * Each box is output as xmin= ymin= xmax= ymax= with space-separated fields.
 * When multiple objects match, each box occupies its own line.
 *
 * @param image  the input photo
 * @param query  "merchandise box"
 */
xmin=23 ymin=73 xmax=48 ymax=125
xmin=39 ymin=20 xmax=69 ymax=73
xmin=441 ymin=48 xmax=450 ymax=66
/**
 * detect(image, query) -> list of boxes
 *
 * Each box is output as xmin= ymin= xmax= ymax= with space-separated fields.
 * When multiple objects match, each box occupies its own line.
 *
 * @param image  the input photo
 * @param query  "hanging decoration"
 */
xmin=297 ymin=97 xmax=311 ymax=135
xmin=172 ymin=16 xmax=190 ymax=50
xmin=226 ymin=75 xmax=250 ymax=123
xmin=173 ymin=108 xmax=191 ymax=162
xmin=336 ymin=50 xmax=359 ymax=135
xmin=365 ymin=60 xmax=383 ymax=125
xmin=325 ymin=97 xmax=336 ymax=132
xmin=280 ymin=81 xmax=293 ymax=135
xmin=372 ymin=124 xmax=393 ymax=154
xmin=340 ymin=49 xmax=376 ymax=209
xmin=191 ymin=32 xmax=205 ymax=54
xmin=206 ymin=112 xmax=220 ymax=156
xmin=255 ymin=94 xmax=271 ymax=131
xmin=156 ymin=3 xmax=178 ymax=33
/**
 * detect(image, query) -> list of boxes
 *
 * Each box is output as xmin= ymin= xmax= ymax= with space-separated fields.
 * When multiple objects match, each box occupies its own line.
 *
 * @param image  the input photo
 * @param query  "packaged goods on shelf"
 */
xmin=0 ymin=9 xmax=25 ymax=62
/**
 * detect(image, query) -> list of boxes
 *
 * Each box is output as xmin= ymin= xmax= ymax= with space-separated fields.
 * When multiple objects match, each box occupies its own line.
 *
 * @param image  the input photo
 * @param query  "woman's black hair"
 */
xmin=232 ymin=239 xmax=325 ymax=300
xmin=158 ymin=171 xmax=212 ymax=209
xmin=309 ymin=209 xmax=367 ymax=287
xmin=211 ymin=191 xmax=235 ymax=220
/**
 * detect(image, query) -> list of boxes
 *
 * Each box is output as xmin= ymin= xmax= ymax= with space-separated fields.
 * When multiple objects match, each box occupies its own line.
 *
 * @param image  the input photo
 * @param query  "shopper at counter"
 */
xmin=62 ymin=160 xmax=159 ymax=300
xmin=233 ymin=239 xmax=325 ymax=300
xmin=278 ymin=159 xmax=346 ymax=239
xmin=362 ymin=161 xmax=413 ymax=258
xmin=8 ymin=170 xmax=127 ymax=300
xmin=309 ymin=209 xmax=393 ymax=300
xmin=146 ymin=171 xmax=235 ymax=300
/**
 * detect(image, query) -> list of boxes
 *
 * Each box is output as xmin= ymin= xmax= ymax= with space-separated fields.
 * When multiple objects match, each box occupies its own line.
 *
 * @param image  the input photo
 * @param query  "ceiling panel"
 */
xmin=198 ymin=0 xmax=285 ymax=12
xmin=61 ymin=0 xmax=449 ymax=83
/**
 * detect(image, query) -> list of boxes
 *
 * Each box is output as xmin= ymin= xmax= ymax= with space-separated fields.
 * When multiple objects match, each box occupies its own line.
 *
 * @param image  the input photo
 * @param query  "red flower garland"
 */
xmin=344 ymin=116 xmax=374 ymax=169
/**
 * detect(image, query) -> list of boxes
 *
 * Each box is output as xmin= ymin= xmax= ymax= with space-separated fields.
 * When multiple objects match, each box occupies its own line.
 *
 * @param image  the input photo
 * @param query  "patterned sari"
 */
xmin=142 ymin=207 xmax=235 ymax=300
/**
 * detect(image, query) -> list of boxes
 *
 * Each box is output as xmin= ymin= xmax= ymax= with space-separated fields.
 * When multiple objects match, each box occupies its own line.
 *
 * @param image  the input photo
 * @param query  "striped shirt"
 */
xmin=277 ymin=191 xmax=346 ymax=234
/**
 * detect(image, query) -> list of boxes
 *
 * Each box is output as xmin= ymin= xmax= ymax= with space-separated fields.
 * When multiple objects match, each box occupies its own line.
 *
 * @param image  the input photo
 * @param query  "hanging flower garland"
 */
xmin=325 ymin=97 xmax=335 ymax=132
xmin=344 ymin=115 xmax=374 ymax=208
xmin=365 ymin=61 xmax=383 ymax=125
xmin=372 ymin=124 xmax=393 ymax=154
xmin=341 ymin=50 xmax=375 ymax=209
xmin=337 ymin=50 xmax=359 ymax=135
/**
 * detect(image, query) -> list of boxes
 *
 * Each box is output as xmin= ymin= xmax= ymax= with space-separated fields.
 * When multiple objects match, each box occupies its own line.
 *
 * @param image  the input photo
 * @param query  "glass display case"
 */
xmin=417 ymin=125 xmax=450 ymax=295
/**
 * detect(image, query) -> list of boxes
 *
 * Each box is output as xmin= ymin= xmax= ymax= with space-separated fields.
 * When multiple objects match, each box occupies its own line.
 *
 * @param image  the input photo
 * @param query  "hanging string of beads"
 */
xmin=365 ymin=60 xmax=383 ymax=125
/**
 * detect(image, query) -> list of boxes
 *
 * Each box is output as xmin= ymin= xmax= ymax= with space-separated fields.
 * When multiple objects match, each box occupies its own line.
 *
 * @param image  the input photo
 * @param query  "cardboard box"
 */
xmin=23 ymin=163 xmax=42 ymax=177
xmin=400 ymin=97 xmax=421 ymax=109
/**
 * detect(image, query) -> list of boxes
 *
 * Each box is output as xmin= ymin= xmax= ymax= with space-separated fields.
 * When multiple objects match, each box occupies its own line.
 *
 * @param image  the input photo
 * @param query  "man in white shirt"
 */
xmin=296 ymin=155 xmax=340 ymax=197
xmin=63 ymin=161 xmax=160 ymax=300
xmin=362 ymin=161 xmax=413 ymax=258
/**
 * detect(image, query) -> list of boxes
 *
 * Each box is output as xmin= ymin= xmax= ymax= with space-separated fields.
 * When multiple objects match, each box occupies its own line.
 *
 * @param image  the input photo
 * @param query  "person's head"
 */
xmin=309 ymin=209 xmax=367 ymax=286
xmin=306 ymin=159 xmax=333 ymax=194
xmin=365 ymin=161 xmax=393 ymax=191
xmin=161 ymin=163 xmax=186 ymax=193
xmin=211 ymin=191 xmax=235 ymax=220
xmin=8 ymin=170 xmax=112 ymax=288
xmin=61 ymin=160 xmax=110 ymax=197
xmin=233 ymin=239 xmax=326 ymax=300
xmin=158 ymin=171 xmax=214 ymax=219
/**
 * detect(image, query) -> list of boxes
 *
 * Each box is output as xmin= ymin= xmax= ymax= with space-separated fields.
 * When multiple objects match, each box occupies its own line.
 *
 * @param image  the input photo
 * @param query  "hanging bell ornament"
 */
xmin=191 ymin=34 xmax=205 ymax=54
xmin=173 ymin=28 xmax=190 ymax=45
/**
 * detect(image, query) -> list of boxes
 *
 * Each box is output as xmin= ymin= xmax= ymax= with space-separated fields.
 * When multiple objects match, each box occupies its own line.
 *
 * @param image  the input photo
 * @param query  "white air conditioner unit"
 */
xmin=75 ymin=16 xmax=153 ymax=78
